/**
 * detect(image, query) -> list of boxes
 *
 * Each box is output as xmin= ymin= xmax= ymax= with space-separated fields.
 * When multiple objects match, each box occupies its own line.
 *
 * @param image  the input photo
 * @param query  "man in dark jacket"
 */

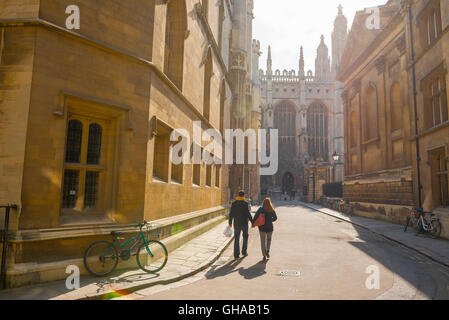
xmin=229 ymin=191 xmax=253 ymax=259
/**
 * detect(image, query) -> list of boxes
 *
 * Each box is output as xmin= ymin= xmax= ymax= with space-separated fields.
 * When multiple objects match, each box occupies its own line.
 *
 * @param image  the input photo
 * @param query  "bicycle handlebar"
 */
xmin=138 ymin=220 xmax=150 ymax=231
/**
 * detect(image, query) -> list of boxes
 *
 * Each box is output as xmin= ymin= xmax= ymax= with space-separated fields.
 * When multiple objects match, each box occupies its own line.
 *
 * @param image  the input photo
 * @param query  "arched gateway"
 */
xmin=282 ymin=172 xmax=295 ymax=194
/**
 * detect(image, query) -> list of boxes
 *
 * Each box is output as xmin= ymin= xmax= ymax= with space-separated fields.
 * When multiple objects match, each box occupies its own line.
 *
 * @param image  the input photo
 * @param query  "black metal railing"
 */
xmin=1 ymin=204 xmax=18 ymax=289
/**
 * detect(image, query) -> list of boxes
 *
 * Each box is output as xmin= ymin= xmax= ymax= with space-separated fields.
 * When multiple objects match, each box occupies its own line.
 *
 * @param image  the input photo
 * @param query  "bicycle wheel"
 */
xmin=404 ymin=216 xmax=410 ymax=232
xmin=136 ymin=240 xmax=168 ymax=273
xmin=429 ymin=219 xmax=442 ymax=239
xmin=415 ymin=219 xmax=423 ymax=235
xmin=84 ymin=241 xmax=119 ymax=277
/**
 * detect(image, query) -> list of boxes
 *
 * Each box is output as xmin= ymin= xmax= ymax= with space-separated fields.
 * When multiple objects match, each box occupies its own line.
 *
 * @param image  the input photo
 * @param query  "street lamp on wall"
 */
xmin=332 ymin=151 xmax=340 ymax=183
xmin=332 ymin=151 xmax=340 ymax=162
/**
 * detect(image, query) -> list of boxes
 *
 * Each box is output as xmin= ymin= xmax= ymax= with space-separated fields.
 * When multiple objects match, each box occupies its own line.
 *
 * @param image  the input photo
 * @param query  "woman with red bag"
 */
xmin=252 ymin=198 xmax=278 ymax=261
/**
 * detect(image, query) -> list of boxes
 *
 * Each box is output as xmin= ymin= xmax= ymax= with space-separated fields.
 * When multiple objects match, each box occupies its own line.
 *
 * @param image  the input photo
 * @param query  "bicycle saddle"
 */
xmin=110 ymin=231 xmax=123 ymax=237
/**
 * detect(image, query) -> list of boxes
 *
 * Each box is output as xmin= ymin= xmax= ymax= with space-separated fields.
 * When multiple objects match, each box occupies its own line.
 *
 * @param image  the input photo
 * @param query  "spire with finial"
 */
xmin=334 ymin=4 xmax=347 ymax=28
xmin=315 ymin=35 xmax=330 ymax=80
xmin=332 ymin=4 xmax=348 ymax=74
xmin=299 ymin=46 xmax=305 ymax=78
xmin=267 ymin=45 xmax=272 ymax=76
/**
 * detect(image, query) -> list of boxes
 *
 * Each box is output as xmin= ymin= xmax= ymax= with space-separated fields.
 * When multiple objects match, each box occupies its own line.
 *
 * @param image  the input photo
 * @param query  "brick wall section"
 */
xmin=344 ymin=180 xmax=414 ymax=206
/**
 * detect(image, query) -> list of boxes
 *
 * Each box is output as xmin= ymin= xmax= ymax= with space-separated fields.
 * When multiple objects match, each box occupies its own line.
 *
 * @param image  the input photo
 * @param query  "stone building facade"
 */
xmin=228 ymin=0 xmax=261 ymax=202
xmin=0 ymin=0 xmax=257 ymax=287
xmin=258 ymin=6 xmax=347 ymax=202
xmin=338 ymin=0 xmax=449 ymax=238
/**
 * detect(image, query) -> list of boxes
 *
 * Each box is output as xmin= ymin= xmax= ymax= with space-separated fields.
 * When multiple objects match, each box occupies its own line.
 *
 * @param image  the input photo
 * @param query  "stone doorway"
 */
xmin=282 ymin=172 xmax=295 ymax=196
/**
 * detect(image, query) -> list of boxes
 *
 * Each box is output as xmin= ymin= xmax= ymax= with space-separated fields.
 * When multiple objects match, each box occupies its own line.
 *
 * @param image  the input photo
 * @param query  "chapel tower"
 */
xmin=315 ymin=35 xmax=331 ymax=81
xmin=332 ymin=4 xmax=348 ymax=75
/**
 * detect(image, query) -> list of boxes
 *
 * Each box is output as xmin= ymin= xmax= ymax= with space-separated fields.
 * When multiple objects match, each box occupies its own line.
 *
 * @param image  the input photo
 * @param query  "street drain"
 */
xmin=279 ymin=270 xmax=300 ymax=277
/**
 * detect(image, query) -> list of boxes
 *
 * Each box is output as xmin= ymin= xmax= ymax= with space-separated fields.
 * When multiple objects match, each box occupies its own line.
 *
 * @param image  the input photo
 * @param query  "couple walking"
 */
xmin=228 ymin=191 xmax=278 ymax=261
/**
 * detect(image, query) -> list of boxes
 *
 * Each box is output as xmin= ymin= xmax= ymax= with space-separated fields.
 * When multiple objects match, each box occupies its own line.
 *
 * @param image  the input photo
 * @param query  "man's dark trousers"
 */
xmin=234 ymin=225 xmax=249 ymax=258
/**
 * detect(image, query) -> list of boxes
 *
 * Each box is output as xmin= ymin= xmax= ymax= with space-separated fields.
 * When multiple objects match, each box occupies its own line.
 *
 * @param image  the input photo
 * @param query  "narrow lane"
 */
xmin=137 ymin=203 xmax=449 ymax=300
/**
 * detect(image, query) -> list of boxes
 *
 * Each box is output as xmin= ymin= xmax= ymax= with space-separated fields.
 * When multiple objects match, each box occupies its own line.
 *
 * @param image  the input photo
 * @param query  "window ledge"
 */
xmin=362 ymin=137 xmax=380 ymax=145
xmin=152 ymin=176 xmax=168 ymax=184
xmin=59 ymin=214 xmax=114 ymax=227
xmin=433 ymin=207 xmax=449 ymax=217
xmin=411 ymin=121 xmax=449 ymax=140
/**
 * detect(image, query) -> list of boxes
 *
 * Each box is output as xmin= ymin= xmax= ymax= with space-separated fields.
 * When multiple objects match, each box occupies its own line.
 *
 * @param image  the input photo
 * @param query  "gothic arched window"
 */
xmin=365 ymin=85 xmax=379 ymax=141
xmin=218 ymin=0 xmax=225 ymax=52
xmin=202 ymin=0 xmax=209 ymax=20
xmin=350 ymin=111 xmax=357 ymax=148
xmin=203 ymin=48 xmax=213 ymax=120
xmin=164 ymin=0 xmax=187 ymax=90
xmin=307 ymin=103 xmax=329 ymax=162
xmin=391 ymin=82 xmax=402 ymax=132
xmin=274 ymin=101 xmax=296 ymax=158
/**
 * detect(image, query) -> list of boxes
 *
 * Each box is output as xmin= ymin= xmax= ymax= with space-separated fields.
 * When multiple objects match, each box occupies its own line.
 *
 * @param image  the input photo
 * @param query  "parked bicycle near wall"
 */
xmin=404 ymin=208 xmax=442 ymax=239
xmin=341 ymin=200 xmax=353 ymax=215
xmin=84 ymin=221 xmax=168 ymax=276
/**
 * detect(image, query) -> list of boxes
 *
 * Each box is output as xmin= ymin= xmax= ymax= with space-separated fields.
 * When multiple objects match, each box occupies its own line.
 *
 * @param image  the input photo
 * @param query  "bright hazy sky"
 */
xmin=253 ymin=0 xmax=386 ymax=73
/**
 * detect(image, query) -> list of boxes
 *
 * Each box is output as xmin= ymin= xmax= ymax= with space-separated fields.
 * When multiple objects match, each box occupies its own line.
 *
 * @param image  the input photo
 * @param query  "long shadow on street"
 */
xmin=205 ymin=258 xmax=268 ymax=281
xmin=299 ymin=204 xmax=449 ymax=300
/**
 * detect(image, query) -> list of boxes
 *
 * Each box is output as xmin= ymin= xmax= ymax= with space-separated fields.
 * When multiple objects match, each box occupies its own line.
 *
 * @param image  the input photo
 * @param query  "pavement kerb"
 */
xmin=300 ymin=202 xmax=449 ymax=269
xmin=79 ymin=233 xmax=235 ymax=300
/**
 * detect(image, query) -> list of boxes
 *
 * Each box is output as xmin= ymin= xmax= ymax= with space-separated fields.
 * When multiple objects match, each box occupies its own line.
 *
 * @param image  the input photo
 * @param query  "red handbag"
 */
xmin=253 ymin=212 xmax=265 ymax=227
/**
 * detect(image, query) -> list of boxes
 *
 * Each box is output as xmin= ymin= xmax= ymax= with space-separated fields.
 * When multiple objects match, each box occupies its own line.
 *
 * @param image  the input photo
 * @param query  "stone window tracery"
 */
xmin=274 ymin=101 xmax=296 ymax=158
xmin=307 ymin=103 xmax=329 ymax=162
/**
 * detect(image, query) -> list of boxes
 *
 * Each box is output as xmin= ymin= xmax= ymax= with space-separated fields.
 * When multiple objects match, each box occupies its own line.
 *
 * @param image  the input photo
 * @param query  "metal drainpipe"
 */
xmin=1 ymin=205 xmax=17 ymax=289
xmin=408 ymin=4 xmax=423 ymax=209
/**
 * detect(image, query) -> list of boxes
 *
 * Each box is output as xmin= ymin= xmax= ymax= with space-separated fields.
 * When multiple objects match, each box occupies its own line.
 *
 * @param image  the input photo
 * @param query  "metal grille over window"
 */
xmin=84 ymin=171 xmax=99 ymax=208
xmin=86 ymin=123 xmax=102 ymax=165
xmin=65 ymin=120 xmax=83 ymax=163
xmin=62 ymin=170 xmax=79 ymax=208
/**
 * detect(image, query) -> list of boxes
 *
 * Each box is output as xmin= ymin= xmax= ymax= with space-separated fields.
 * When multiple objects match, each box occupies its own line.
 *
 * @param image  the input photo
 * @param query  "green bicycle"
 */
xmin=83 ymin=221 xmax=168 ymax=276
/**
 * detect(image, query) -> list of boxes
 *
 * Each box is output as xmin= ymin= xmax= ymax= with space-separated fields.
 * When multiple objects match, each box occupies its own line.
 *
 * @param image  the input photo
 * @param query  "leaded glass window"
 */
xmin=62 ymin=116 xmax=106 ymax=213
xmin=65 ymin=120 xmax=83 ymax=163
xmin=62 ymin=169 xmax=79 ymax=209
xmin=87 ymin=123 xmax=102 ymax=165
xmin=84 ymin=171 xmax=99 ymax=208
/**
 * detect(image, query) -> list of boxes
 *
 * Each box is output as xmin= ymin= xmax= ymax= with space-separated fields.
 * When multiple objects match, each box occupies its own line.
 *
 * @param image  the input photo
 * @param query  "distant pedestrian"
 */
xmin=252 ymin=198 xmax=278 ymax=261
xmin=229 ymin=191 xmax=253 ymax=259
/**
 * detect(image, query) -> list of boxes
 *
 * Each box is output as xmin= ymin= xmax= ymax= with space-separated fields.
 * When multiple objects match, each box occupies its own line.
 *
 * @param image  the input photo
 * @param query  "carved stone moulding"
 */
xmin=374 ymin=55 xmax=387 ymax=74
xmin=230 ymin=49 xmax=247 ymax=71
xmin=395 ymin=34 xmax=407 ymax=56
xmin=352 ymin=78 xmax=362 ymax=93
